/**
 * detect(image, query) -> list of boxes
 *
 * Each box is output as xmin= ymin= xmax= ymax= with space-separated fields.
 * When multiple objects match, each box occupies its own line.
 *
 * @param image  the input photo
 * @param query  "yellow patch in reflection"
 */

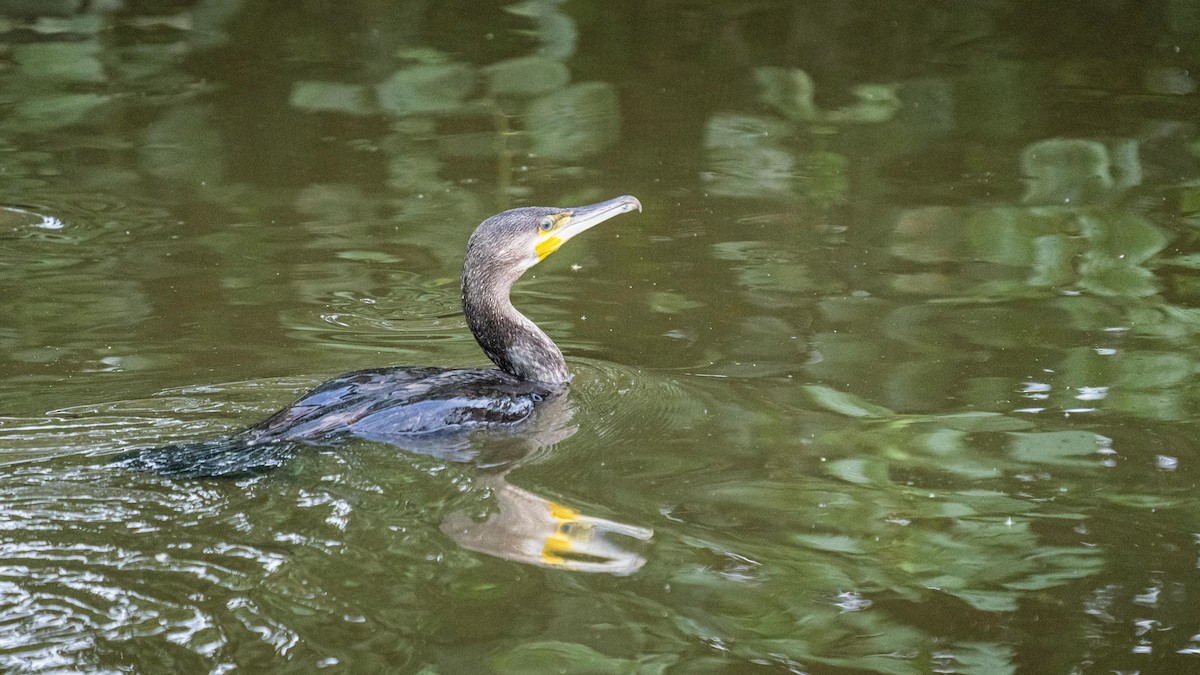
xmin=547 ymin=502 xmax=580 ymax=521
xmin=541 ymin=501 xmax=591 ymax=565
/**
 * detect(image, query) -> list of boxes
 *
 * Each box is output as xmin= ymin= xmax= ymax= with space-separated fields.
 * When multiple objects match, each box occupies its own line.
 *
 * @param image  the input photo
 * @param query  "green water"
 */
xmin=2 ymin=1 xmax=1200 ymax=672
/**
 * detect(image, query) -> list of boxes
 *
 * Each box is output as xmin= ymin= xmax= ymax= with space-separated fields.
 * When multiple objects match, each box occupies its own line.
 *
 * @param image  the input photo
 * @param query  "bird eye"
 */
xmin=538 ymin=216 xmax=554 ymax=232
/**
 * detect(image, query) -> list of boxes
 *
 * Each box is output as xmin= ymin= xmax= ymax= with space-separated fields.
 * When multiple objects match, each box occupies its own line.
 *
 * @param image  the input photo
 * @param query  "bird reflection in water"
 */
xmin=442 ymin=393 xmax=652 ymax=576
xmin=442 ymin=474 xmax=653 ymax=576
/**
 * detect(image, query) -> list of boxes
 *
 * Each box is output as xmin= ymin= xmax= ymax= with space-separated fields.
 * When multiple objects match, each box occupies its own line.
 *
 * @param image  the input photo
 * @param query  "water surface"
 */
xmin=2 ymin=1 xmax=1200 ymax=672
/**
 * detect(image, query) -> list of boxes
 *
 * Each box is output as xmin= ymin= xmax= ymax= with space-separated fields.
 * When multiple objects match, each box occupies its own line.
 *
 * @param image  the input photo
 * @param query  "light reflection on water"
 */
xmin=1 ymin=0 xmax=1199 ymax=672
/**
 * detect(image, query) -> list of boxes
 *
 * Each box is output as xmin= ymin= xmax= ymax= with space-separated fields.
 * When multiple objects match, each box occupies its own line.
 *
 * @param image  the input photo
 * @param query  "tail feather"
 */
xmin=116 ymin=437 xmax=303 ymax=479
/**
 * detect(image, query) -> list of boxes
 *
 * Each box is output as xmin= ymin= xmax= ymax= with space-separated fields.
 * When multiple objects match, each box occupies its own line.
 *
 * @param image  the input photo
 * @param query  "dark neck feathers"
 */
xmin=461 ymin=245 xmax=570 ymax=385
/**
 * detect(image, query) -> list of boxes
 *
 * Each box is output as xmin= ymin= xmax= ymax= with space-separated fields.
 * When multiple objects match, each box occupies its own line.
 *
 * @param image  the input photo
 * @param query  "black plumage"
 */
xmin=121 ymin=196 xmax=642 ymax=477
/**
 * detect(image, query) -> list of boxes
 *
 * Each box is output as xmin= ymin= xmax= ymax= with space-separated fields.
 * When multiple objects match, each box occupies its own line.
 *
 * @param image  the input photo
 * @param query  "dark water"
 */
xmin=2 ymin=1 xmax=1200 ymax=672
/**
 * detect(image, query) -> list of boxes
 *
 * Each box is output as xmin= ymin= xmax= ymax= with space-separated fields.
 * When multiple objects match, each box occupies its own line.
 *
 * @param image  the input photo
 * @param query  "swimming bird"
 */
xmin=122 ymin=195 xmax=642 ymax=477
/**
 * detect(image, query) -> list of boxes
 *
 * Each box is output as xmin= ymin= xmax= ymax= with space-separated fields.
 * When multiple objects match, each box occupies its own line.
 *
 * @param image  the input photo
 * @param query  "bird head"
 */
xmin=465 ymin=195 xmax=643 ymax=276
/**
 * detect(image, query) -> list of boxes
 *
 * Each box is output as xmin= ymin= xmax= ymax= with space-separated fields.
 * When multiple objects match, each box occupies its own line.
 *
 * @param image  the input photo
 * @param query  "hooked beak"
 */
xmin=535 ymin=195 xmax=642 ymax=261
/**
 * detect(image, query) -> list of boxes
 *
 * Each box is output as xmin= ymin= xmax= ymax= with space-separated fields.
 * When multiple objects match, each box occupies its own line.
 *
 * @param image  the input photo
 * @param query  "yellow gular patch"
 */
xmin=535 ymin=234 xmax=563 ymax=261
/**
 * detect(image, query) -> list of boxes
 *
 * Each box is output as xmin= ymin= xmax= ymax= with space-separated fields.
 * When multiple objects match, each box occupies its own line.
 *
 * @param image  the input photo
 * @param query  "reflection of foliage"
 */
xmin=289 ymin=81 xmax=375 ymax=116
xmin=526 ymin=82 xmax=620 ymax=160
xmin=283 ymin=0 xmax=620 ymax=200
xmin=712 ymin=240 xmax=825 ymax=306
xmin=703 ymin=67 xmax=898 ymax=204
xmin=12 ymin=92 xmax=110 ymax=132
xmin=485 ymin=55 xmax=569 ymax=97
xmin=377 ymin=63 xmax=478 ymax=116
xmin=894 ymin=205 xmax=1170 ymax=298
xmin=892 ymin=196 xmax=1171 ymax=299
xmin=4 ymin=29 xmax=112 ymax=132
xmin=13 ymin=41 xmax=104 ymax=82
xmin=1021 ymin=139 xmax=1142 ymax=205
xmin=139 ymin=104 xmax=226 ymax=186
xmin=755 ymin=67 xmax=820 ymax=122
xmin=703 ymin=113 xmax=850 ymax=205
xmin=756 ymin=67 xmax=901 ymax=125
xmin=703 ymin=113 xmax=796 ymax=199
xmin=874 ymin=126 xmax=1200 ymax=424
xmin=503 ymin=0 xmax=577 ymax=59
xmin=632 ymin=386 xmax=1106 ymax=672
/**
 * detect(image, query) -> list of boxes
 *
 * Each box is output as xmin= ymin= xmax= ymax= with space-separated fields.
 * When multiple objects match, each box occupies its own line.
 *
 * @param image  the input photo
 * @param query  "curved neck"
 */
xmin=461 ymin=258 xmax=570 ymax=384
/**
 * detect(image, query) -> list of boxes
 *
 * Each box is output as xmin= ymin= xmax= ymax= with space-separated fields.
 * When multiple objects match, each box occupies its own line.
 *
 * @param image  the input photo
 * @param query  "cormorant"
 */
xmin=122 ymin=195 xmax=642 ymax=477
